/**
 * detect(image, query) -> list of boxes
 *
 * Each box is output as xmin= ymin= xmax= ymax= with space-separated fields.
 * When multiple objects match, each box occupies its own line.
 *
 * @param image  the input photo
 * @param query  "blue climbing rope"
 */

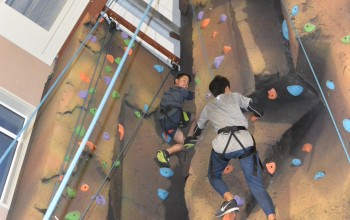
xmin=43 ymin=0 xmax=155 ymax=218
xmin=281 ymin=0 xmax=350 ymax=163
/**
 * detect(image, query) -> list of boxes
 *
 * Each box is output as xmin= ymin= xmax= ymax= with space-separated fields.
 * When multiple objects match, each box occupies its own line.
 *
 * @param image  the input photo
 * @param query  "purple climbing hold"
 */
xmin=121 ymin=31 xmax=128 ymax=39
xmin=103 ymin=131 xmax=110 ymax=140
xmin=234 ymin=195 xmax=245 ymax=206
xmin=94 ymin=194 xmax=106 ymax=205
xmin=197 ymin=11 xmax=204 ymax=20
xmin=79 ymin=90 xmax=88 ymax=99
xmin=103 ymin=76 xmax=111 ymax=85
xmin=206 ymin=92 xmax=212 ymax=99
xmin=89 ymin=35 xmax=97 ymax=43
xmin=220 ymin=14 xmax=227 ymax=23
xmin=214 ymin=55 xmax=224 ymax=69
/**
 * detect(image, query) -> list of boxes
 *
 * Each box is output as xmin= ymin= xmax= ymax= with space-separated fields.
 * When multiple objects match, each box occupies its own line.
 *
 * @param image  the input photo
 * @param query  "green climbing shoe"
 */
xmin=155 ymin=150 xmax=170 ymax=168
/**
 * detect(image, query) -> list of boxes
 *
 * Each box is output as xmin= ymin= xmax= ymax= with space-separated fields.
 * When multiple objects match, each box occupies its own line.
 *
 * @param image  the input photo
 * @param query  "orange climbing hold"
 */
xmin=124 ymin=47 xmax=133 ymax=56
xmin=80 ymin=72 xmax=90 ymax=83
xmin=212 ymin=31 xmax=218 ymax=38
xmin=250 ymin=115 xmax=258 ymax=122
xmin=266 ymin=162 xmax=276 ymax=175
xmin=223 ymin=46 xmax=232 ymax=54
xmin=78 ymin=141 xmax=96 ymax=151
xmin=223 ymin=165 xmax=234 ymax=174
xmin=81 ymin=184 xmax=90 ymax=192
xmin=268 ymin=88 xmax=277 ymax=100
xmin=106 ymin=54 xmax=114 ymax=64
xmin=59 ymin=175 xmax=63 ymax=182
xmin=118 ymin=123 xmax=125 ymax=141
xmin=201 ymin=18 xmax=211 ymax=29
xmin=302 ymin=143 xmax=313 ymax=153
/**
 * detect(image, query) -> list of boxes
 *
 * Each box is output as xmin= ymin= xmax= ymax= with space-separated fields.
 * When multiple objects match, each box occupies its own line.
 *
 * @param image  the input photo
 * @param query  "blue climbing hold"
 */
xmin=287 ymin=85 xmax=303 ymax=96
xmin=159 ymin=167 xmax=174 ymax=178
xmin=153 ymin=64 xmax=164 ymax=73
xmin=282 ymin=20 xmax=289 ymax=40
xmin=343 ymin=119 xmax=350 ymax=132
xmin=291 ymin=158 xmax=302 ymax=167
xmin=314 ymin=171 xmax=325 ymax=180
xmin=162 ymin=132 xmax=172 ymax=143
xmin=326 ymin=80 xmax=335 ymax=90
xmin=291 ymin=5 xmax=299 ymax=17
xmin=157 ymin=188 xmax=169 ymax=200
xmin=143 ymin=104 xmax=149 ymax=113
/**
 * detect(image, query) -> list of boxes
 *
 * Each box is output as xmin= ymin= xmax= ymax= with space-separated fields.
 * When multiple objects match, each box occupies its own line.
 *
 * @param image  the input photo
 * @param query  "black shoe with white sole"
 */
xmin=214 ymin=199 xmax=239 ymax=217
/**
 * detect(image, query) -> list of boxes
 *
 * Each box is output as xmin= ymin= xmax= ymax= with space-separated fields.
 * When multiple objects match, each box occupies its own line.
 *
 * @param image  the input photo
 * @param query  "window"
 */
xmin=5 ymin=0 xmax=68 ymax=31
xmin=0 ymin=105 xmax=24 ymax=197
xmin=0 ymin=88 xmax=35 ymax=217
xmin=0 ymin=0 xmax=90 ymax=65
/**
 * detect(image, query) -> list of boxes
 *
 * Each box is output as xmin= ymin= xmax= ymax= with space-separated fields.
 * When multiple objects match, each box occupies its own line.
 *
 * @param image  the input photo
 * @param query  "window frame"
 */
xmin=0 ymin=0 xmax=90 ymax=65
xmin=0 ymin=87 xmax=35 ymax=211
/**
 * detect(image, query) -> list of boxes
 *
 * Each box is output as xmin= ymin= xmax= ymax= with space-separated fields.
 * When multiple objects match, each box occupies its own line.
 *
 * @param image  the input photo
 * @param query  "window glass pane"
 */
xmin=0 ymin=132 xmax=17 ymax=196
xmin=5 ymin=0 xmax=68 ymax=31
xmin=0 ymin=104 xmax=25 ymax=134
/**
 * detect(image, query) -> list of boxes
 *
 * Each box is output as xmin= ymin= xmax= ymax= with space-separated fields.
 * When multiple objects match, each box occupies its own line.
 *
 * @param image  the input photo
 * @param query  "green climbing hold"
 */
xmin=341 ymin=35 xmax=350 ymax=44
xmin=64 ymin=211 xmax=80 ymax=220
xmin=64 ymin=155 xmax=70 ymax=162
xmin=114 ymin=160 xmax=121 ymax=168
xmin=134 ymin=111 xmax=141 ymax=119
xmin=75 ymin=126 xmax=86 ymax=137
xmin=115 ymin=57 xmax=121 ymax=65
xmin=101 ymin=161 xmax=108 ymax=169
xmin=89 ymin=88 xmax=96 ymax=94
xmin=123 ymin=39 xmax=135 ymax=48
xmin=90 ymin=108 xmax=97 ymax=115
xmin=112 ymin=90 xmax=120 ymax=99
xmin=303 ymin=22 xmax=316 ymax=33
xmin=195 ymin=77 xmax=201 ymax=85
xmin=67 ymin=187 xmax=77 ymax=199
xmin=105 ymin=65 xmax=112 ymax=73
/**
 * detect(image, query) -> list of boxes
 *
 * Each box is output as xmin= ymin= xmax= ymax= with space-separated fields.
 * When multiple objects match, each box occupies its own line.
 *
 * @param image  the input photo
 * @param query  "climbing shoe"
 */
xmin=214 ymin=199 xmax=239 ymax=217
xmin=155 ymin=150 xmax=170 ymax=168
xmin=184 ymin=136 xmax=198 ymax=149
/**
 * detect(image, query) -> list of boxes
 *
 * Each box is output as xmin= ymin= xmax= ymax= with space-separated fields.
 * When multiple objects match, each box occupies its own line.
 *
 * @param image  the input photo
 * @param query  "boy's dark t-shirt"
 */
xmin=158 ymin=86 xmax=194 ymax=133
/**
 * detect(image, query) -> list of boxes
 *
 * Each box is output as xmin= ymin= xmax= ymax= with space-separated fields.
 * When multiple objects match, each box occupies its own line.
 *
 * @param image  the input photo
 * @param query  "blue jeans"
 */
xmin=208 ymin=147 xmax=275 ymax=216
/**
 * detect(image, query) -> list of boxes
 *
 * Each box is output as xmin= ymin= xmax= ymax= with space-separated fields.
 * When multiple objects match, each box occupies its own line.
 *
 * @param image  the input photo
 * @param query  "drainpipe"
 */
xmin=43 ymin=0 xmax=155 ymax=219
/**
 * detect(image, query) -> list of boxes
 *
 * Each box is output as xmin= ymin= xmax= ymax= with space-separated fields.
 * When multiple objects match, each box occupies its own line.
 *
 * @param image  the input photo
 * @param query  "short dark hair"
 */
xmin=209 ymin=75 xmax=230 ymax=97
xmin=175 ymin=73 xmax=191 ymax=84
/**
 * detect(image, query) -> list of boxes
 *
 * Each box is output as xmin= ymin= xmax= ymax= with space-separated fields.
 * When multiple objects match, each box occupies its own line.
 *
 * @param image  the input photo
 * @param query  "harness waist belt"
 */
xmin=218 ymin=126 xmax=246 ymax=134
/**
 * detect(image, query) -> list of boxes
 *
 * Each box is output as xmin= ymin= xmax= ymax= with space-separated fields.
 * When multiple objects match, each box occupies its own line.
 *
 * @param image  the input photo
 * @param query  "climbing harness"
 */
xmin=217 ymin=126 xmax=262 ymax=176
